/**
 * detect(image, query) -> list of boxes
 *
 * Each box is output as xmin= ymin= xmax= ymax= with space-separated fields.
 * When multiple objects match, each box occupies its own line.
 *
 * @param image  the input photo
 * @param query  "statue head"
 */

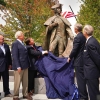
xmin=51 ymin=4 xmax=62 ymax=15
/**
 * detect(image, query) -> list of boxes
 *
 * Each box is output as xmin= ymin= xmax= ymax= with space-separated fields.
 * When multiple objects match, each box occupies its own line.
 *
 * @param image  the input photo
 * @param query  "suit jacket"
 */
xmin=0 ymin=43 xmax=12 ymax=72
xmin=26 ymin=45 xmax=42 ymax=70
xmin=69 ymin=32 xmax=86 ymax=67
xmin=84 ymin=36 xmax=100 ymax=79
xmin=11 ymin=40 xmax=30 ymax=70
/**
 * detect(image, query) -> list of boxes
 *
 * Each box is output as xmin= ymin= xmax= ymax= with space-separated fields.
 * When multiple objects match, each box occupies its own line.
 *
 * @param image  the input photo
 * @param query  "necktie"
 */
xmin=22 ymin=42 xmax=26 ymax=49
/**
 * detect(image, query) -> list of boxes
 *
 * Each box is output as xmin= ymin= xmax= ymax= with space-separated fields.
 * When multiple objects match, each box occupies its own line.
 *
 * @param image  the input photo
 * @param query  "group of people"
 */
xmin=68 ymin=23 xmax=100 ymax=100
xmin=43 ymin=3 xmax=100 ymax=100
xmin=0 ymin=3 xmax=100 ymax=100
xmin=0 ymin=31 xmax=48 ymax=100
xmin=0 ymin=24 xmax=100 ymax=100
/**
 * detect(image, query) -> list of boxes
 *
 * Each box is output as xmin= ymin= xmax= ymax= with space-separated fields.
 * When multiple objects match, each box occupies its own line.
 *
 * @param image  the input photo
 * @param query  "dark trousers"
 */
xmin=87 ymin=78 xmax=99 ymax=100
xmin=0 ymin=69 xmax=10 ymax=95
xmin=75 ymin=66 xmax=88 ymax=100
xmin=28 ymin=69 xmax=37 ymax=93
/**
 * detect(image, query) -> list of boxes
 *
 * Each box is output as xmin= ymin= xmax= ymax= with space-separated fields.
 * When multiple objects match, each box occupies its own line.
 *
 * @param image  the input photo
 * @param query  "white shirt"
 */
xmin=17 ymin=39 xmax=26 ymax=48
xmin=86 ymin=36 xmax=92 ymax=43
xmin=17 ymin=39 xmax=23 ymax=45
xmin=0 ymin=44 xmax=5 ymax=55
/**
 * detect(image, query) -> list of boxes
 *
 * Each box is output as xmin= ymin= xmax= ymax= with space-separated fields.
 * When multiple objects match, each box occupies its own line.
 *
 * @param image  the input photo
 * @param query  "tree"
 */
xmin=77 ymin=0 xmax=100 ymax=41
xmin=0 ymin=0 xmax=54 ymax=44
xmin=0 ymin=0 xmax=6 ymax=6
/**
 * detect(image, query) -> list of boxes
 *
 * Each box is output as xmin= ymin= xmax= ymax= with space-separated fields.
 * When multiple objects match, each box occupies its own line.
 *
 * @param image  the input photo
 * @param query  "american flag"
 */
xmin=61 ymin=11 xmax=76 ymax=18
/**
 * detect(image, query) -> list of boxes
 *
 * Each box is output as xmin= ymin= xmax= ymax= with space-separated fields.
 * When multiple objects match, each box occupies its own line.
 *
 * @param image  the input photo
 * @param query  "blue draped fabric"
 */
xmin=35 ymin=47 xmax=79 ymax=100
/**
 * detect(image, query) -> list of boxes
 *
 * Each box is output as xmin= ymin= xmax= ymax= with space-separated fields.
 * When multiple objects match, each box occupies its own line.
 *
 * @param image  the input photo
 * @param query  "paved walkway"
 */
xmin=0 ymin=75 xmax=62 ymax=100
xmin=0 ymin=82 xmax=62 ymax=100
xmin=1 ymin=71 xmax=100 ymax=100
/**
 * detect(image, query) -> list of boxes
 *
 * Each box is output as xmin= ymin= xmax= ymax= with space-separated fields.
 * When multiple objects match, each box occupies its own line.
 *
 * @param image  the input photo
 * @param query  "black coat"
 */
xmin=69 ymin=32 xmax=86 ymax=67
xmin=11 ymin=40 xmax=30 ymax=70
xmin=84 ymin=36 xmax=100 ymax=79
xmin=0 ymin=43 xmax=12 ymax=72
xmin=26 ymin=45 xmax=42 ymax=70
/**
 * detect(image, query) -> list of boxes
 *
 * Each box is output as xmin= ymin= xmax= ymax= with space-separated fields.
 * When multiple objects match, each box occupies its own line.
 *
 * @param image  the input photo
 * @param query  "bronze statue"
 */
xmin=43 ymin=4 xmax=74 ymax=57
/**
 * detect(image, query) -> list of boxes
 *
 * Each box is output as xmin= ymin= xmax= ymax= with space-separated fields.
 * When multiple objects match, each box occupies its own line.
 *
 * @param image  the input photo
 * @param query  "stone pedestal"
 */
xmin=34 ymin=78 xmax=46 ymax=94
xmin=9 ymin=70 xmax=14 ymax=76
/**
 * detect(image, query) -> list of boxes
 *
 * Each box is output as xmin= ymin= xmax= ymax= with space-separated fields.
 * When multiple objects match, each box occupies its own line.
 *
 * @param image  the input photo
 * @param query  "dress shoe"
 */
xmin=31 ymin=90 xmax=34 ymax=93
xmin=23 ymin=95 xmax=33 ymax=100
xmin=29 ymin=90 xmax=34 ymax=95
xmin=28 ymin=92 xmax=33 ymax=96
xmin=13 ymin=98 xmax=19 ymax=100
xmin=5 ymin=93 xmax=13 ymax=97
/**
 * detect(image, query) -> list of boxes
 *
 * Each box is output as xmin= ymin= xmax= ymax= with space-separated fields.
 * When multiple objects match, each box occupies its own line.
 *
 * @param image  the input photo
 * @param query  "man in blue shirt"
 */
xmin=0 ymin=34 xmax=12 ymax=97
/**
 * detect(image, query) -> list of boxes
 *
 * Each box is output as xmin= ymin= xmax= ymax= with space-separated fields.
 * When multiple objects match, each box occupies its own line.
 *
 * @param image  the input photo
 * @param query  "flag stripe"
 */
xmin=61 ymin=11 xmax=76 ymax=18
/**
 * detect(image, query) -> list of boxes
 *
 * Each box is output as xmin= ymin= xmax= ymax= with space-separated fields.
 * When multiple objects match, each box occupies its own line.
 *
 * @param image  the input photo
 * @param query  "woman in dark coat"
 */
xmin=25 ymin=38 xmax=48 ymax=95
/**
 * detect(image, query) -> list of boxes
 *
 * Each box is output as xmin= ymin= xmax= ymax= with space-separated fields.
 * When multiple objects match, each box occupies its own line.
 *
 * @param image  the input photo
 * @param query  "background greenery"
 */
xmin=0 ymin=0 xmax=100 ymax=44
xmin=0 ymin=0 xmax=54 ymax=45
xmin=77 ymin=0 xmax=100 ymax=41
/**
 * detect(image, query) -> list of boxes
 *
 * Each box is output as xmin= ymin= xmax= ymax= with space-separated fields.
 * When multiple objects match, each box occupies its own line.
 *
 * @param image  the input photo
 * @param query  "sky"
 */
xmin=59 ymin=0 xmax=81 ymax=33
xmin=0 ymin=11 xmax=6 ymax=26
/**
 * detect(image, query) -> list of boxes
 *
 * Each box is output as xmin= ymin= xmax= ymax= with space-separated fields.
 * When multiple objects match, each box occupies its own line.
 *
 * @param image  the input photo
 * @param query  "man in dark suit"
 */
xmin=0 ymin=34 xmax=12 ymax=97
xmin=83 ymin=25 xmax=100 ymax=100
xmin=67 ymin=23 xmax=88 ymax=100
xmin=11 ymin=31 xmax=32 ymax=100
xmin=25 ymin=38 xmax=48 ymax=95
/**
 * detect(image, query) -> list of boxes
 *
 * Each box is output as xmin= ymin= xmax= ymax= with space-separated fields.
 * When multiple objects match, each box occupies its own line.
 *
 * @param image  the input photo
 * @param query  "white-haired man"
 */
xmin=11 ymin=31 xmax=32 ymax=100
xmin=83 ymin=25 xmax=100 ymax=100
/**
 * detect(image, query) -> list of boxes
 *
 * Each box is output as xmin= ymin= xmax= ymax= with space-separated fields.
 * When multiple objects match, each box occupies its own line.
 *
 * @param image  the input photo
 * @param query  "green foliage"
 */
xmin=77 ymin=0 xmax=100 ymax=41
xmin=0 ymin=0 xmax=54 ymax=44
xmin=0 ymin=0 xmax=6 ymax=6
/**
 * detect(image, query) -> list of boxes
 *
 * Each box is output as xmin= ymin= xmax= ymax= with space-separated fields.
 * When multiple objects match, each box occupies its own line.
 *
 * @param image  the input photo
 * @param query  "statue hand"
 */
xmin=52 ymin=22 xmax=58 ymax=27
xmin=48 ymin=23 xmax=58 ymax=31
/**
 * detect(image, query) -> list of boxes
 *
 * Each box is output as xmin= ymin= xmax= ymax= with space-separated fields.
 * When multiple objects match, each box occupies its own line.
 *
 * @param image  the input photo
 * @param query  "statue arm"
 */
xmin=48 ymin=22 xmax=58 ymax=31
xmin=66 ymin=27 xmax=74 ymax=40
